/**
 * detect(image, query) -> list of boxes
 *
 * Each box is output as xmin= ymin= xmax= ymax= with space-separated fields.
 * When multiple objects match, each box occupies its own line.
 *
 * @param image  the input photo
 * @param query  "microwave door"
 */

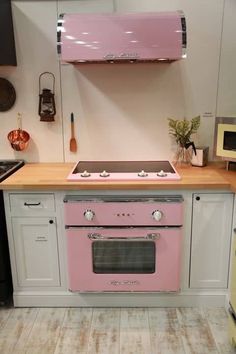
xmin=215 ymin=121 xmax=236 ymax=162
xmin=223 ymin=131 xmax=236 ymax=151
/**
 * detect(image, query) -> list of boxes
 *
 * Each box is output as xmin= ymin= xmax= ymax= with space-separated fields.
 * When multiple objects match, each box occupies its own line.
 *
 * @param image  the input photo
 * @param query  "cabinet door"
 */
xmin=190 ymin=193 xmax=233 ymax=289
xmin=12 ymin=217 xmax=60 ymax=287
xmin=230 ymin=197 xmax=236 ymax=309
xmin=230 ymin=231 xmax=236 ymax=310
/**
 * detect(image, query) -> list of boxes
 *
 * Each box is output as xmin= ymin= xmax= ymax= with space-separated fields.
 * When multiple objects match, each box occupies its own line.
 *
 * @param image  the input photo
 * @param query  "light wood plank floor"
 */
xmin=0 ymin=307 xmax=234 ymax=354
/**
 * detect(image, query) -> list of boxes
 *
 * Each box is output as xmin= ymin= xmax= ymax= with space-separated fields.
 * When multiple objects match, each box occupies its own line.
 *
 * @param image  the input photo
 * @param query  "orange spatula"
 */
xmin=69 ymin=112 xmax=77 ymax=153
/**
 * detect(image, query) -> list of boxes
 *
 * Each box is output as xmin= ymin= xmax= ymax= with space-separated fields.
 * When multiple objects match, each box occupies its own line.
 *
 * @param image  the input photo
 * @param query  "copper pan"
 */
xmin=7 ymin=113 xmax=30 ymax=151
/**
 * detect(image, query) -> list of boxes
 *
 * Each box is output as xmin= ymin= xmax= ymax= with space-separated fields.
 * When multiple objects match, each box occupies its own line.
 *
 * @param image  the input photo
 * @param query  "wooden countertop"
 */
xmin=0 ymin=162 xmax=235 ymax=191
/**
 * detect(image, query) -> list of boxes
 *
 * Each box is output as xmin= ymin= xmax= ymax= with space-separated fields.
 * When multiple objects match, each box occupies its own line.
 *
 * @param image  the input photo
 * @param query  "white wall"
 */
xmin=216 ymin=0 xmax=236 ymax=117
xmin=0 ymin=0 xmax=234 ymax=162
xmin=0 ymin=1 xmax=63 ymax=162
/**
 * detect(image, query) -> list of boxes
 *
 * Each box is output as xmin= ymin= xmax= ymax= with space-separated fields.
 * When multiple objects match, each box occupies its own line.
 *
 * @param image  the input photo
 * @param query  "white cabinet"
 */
xmin=7 ymin=193 xmax=60 ymax=288
xmin=3 ymin=189 xmax=235 ymax=307
xmin=190 ymin=193 xmax=234 ymax=289
xmin=12 ymin=217 xmax=60 ymax=287
xmin=228 ymin=195 xmax=236 ymax=346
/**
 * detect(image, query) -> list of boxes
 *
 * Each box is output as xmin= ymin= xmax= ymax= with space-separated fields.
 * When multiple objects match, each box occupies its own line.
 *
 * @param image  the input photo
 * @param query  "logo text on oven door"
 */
xmin=108 ymin=280 xmax=140 ymax=286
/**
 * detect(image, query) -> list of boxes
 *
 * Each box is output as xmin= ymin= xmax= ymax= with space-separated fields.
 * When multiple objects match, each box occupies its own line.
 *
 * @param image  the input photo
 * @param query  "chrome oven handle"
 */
xmin=87 ymin=233 xmax=160 ymax=241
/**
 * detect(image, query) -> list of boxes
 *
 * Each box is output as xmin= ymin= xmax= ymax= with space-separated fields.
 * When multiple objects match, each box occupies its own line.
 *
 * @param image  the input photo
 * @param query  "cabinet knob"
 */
xmin=49 ymin=219 xmax=54 ymax=224
xmin=196 ymin=196 xmax=200 ymax=201
xmin=234 ymin=228 xmax=236 ymax=234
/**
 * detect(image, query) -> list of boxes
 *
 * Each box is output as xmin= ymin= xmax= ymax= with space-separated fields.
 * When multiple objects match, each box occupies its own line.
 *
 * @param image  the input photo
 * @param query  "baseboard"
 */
xmin=13 ymin=291 xmax=228 ymax=307
xmin=225 ymin=292 xmax=230 ymax=312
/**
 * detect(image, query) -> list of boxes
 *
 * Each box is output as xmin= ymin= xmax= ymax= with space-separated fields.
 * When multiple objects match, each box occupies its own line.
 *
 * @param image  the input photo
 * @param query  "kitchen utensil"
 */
xmin=0 ymin=78 xmax=16 ymax=112
xmin=69 ymin=112 xmax=77 ymax=153
xmin=7 ymin=113 xmax=30 ymax=151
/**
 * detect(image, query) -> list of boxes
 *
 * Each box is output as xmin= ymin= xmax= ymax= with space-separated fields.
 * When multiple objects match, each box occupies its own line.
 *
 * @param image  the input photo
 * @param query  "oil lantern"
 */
xmin=38 ymin=72 xmax=56 ymax=122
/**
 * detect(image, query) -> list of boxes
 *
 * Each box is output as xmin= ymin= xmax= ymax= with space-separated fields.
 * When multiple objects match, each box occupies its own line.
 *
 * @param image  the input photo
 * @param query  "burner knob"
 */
xmin=100 ymin=170 xmax=110 ymax=177
xmin=138 ymin=170 xmax=148 ymax=177
xmin=157 ymin=170 xmax=167 ymax=177
xmin=84 ymin=209 xmax=95 ymax=221
xmin=81 ymin=170 xmax=91 ymax=177
xmin=152 ymin=210 xmax=163 ymax=221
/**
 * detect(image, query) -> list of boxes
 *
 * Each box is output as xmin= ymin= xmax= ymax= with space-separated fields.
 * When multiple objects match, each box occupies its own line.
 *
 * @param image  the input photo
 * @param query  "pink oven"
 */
xmin=64 ymin=195 xmax=183 ymax=292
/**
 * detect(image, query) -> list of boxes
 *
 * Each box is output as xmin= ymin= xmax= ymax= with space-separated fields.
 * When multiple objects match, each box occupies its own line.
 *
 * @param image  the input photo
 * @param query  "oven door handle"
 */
xmin=87 ymin=232 xmax=160 ymax=241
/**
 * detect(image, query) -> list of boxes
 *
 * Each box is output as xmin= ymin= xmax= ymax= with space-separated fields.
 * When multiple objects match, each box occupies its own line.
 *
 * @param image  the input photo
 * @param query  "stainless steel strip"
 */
xmin=64 ymin=195 xmax=184 ymax=203
xmin=87 ymin=232 xmax=160 ymax=240
xmin=65 ymin=225 xmax=182 ymax=229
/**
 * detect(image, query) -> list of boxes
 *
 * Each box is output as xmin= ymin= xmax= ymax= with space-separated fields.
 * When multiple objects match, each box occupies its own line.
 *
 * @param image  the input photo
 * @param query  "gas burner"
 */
xmin=68 ymin=160 xmax=181 ymax=181
xmin=138 ymin=170 xmax=148 ymax=177
xmin=157 ymin=170 xmax=168 ymax=177
xmin=80 ymin=170 xmax=91 ymax=178
xmin=100 ymin=170 xmax=110 ymax=178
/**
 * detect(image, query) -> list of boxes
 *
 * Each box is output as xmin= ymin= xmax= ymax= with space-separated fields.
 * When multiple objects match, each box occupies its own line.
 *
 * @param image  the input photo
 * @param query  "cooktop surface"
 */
xmin=0 ymin=160 xmax=24 ymax=182
xmin=68 ymin=160 xmax=181 ymax=181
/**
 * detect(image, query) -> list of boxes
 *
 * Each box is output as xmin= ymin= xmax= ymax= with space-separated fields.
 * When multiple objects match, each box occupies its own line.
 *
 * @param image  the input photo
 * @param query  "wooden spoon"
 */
xmin=69 ymin=112 xmax=77 ymax=153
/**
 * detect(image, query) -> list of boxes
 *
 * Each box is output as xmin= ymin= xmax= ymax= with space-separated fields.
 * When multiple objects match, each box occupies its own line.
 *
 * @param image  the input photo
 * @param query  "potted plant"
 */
xmin=168 ymin=116 xmax=200 ymax=165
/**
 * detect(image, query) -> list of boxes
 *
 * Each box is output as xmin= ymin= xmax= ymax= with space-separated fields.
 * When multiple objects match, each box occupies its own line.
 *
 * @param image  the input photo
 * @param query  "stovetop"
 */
xmin=67 ymin=161 xmax=181 ymax=181
xmin=0 ymin=160 xmax=24 ymax=182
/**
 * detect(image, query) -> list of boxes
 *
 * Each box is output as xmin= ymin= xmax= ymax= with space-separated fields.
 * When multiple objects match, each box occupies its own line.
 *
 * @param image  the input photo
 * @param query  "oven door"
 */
xmin=66 ymin=227 xmax=182 ymax=292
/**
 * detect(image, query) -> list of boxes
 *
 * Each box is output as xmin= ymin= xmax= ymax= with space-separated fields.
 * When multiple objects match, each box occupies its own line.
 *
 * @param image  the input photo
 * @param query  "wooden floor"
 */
xmin=0 ymin=306 xmax=234 ymax=354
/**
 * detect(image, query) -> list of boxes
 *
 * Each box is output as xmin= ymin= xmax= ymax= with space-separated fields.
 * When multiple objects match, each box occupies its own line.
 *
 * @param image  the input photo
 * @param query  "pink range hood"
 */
xmin=57 ymin=11 xmax=186 ymax=64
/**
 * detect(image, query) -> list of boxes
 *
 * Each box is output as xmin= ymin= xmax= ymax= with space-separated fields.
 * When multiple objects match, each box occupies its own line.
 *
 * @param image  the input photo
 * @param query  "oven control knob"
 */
xmin=152 ymin=210 xmax=163 ymax=221
xmin=84 ymin=209 xmax=95 ymax=221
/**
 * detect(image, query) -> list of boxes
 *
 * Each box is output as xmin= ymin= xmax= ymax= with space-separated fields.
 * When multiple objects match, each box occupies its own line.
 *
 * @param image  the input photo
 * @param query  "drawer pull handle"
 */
xmin=24 ymin=202 xmax=41 ymax=206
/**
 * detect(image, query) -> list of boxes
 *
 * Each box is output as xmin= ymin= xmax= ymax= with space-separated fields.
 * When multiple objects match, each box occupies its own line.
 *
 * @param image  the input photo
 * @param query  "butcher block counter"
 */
xmin=0 ymin=162 xmax=235 ymax=191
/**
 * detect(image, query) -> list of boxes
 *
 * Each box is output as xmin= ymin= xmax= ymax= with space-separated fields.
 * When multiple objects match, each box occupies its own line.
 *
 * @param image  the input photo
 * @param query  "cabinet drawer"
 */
xmin=9 ymin=193 xmax=55 ymax=216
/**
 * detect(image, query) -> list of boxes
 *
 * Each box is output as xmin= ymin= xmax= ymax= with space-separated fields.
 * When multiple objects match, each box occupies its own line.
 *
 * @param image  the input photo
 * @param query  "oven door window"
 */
xmin=92 ymin=241 xmax=155 ymax=274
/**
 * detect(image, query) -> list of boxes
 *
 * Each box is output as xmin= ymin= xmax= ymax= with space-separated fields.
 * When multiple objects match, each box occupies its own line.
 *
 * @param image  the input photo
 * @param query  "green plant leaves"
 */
xmin=168 ymin=116 xmax=200 ymax=147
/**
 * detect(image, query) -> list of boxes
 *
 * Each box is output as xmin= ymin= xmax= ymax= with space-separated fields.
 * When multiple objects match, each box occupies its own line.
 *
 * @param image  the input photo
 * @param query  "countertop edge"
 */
xmin=0 ymin=182 xmax=232 ymax=191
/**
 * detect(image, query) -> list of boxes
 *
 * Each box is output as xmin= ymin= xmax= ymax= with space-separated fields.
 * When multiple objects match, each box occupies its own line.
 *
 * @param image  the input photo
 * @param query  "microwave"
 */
xmin=214 ymin=117 xmax=236 ymax=163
